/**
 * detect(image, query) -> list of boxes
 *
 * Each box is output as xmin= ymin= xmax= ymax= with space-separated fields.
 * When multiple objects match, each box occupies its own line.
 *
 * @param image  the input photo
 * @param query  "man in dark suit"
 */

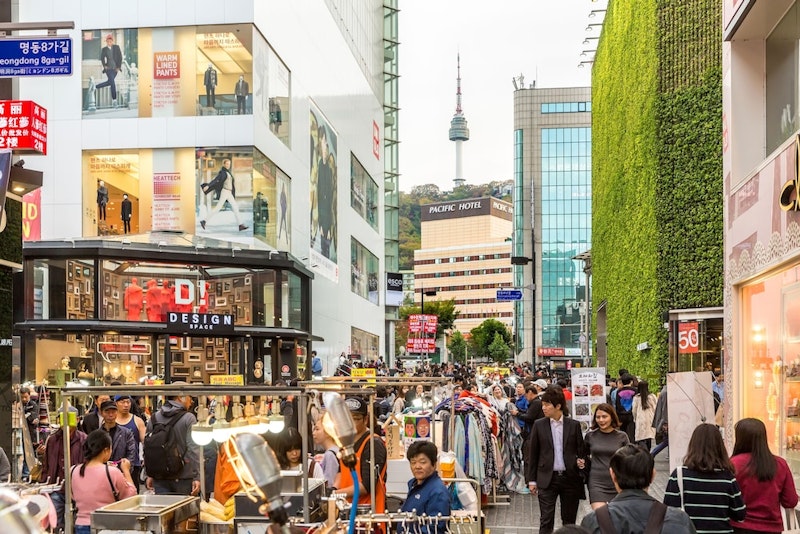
xmin=96 ymin=34 xmax=123 ymax=105
xmin=526 ymin=386 xmax=587 ymax=534
xmin=121 ymin=193 xmax=132 ymax=234
xmin=235 ymin=75 xmax=249 ymax=114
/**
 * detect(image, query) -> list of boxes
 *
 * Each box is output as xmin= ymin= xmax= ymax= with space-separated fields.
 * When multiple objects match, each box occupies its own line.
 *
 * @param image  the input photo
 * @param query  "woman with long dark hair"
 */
xmin=277 ymin=427 xmax=324 ymax=479
xmin=730 ymin=418 xmax=797 ymax=533
xmin=71 ymin=429 xmax=136 ymax=534
xmin=582 ymin=403 xmax=629 ymax=509
xmin=631 ymin=380 xmax=657 ymax=450
xmin=663 ymin=423 xmax=745 ymax=533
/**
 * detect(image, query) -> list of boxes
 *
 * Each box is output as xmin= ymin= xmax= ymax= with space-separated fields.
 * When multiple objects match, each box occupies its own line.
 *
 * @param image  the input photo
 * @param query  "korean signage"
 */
xmin=408 ymin=314 xmax=438 ymax=334
xmin=351 ymin=367 xmax=377 ymax=384
xmin=0 ymin=100 xmax=47 ymax=153
xmin=570 ymin=367 xmax=607 ymax=434
xmin=210 ymin=374 xmax=244 ymax=386
xmin=537 ymin=346 xmax=566 ymax=357
xmin=96 ymin=341 xmax=151 ymax=360
xmin=0 ymin=149 xmax=9 ymax=227
xmin=678 ymin=322 xmax=699 ymax=354
xmin=406 ymin=338 xmax=436 ymax=353
xmin=0 ymin=37 xmax=71 ymax=76
xmin=152 ymin=172 xmax=182 ymax=230
xmin=167 ymin=312 xmax=234 ymax=333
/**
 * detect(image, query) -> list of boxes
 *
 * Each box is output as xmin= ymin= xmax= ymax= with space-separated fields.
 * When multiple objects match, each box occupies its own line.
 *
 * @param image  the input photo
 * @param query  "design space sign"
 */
xmin=167 ymin=312 xmax=234 ymax=333
xmin=0 ymin=100 xmax=47 ymax=153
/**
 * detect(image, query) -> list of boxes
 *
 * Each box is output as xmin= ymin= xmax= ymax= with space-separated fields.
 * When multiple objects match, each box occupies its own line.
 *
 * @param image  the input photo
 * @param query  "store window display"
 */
xmin=740 ymin=261 xmax=800 ymax=477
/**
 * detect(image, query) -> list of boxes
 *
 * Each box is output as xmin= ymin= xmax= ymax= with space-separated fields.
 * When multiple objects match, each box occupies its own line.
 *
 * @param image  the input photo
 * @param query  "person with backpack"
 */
xmin=580 ymin=444 xmax=696 ymax=533
xmin=615 ymin=374 xmax=638 ymax=442
xmin=144 ymin=388 xmax=199 ymax=496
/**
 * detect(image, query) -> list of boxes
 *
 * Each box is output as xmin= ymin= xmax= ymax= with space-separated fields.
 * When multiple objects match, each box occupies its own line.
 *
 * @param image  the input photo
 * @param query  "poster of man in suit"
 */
xmin=82 ymin=29 xmax=138 ymax=118
xmin=309 ymin=104 xmax=338 ymax=282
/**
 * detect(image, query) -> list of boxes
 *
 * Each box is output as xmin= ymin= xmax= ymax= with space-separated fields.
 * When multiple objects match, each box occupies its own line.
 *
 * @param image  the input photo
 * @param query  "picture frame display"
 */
xmin=188 ymin=353 xmax=201 ymax=362
xmin=172 ymin=352 xmax=183 ymax=363
xmin=205 ymin=347 xmax=214 ymax=360
xmin=217 ymin=360 xmax=226 ymax=372
xmin=205 ymin=362 xmax=217 ymax=371
xmin=173 ymin=366 xmax=190 ymax=375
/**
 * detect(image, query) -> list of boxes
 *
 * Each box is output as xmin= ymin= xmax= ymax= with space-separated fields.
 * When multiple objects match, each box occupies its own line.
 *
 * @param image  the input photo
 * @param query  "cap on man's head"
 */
xmin=100 ymin=400 xmax=118 ymax=412
xmin=114 ymin=394 xmax=131 ymax=402
xmin=533 ymin=379 xmax=549 ymax=391
xmin=105 ymin=34 xmax=114 ymax=41
xmin=345 ymin=396 xmax=368 ymax=415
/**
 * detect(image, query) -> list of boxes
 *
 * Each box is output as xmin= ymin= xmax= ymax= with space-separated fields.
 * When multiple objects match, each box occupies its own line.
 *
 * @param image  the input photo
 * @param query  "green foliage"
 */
xmin=469 ymin=319 xmax=512 ymax=360
xmin=487 ymin=332 xmax=510 ymax=363
xmin=447 ymin=331 xmax=467 ymax=363
xmin=591 ymin=0 xmax=721 ymax=380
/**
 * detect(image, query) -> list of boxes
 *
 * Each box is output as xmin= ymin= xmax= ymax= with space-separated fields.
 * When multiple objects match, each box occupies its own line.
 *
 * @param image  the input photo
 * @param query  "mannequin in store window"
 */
xmin=124 ymin=278 xmax=143 ymax=321
xmin=146 ymin=279 xmax=162 ymax=322
xmin=161 ymin=280 xmax=174 ymax=318
xmin=97 ymin=181 xmax=109 ymax=221
xmin=234 ymin=75 xmax=249 ymax=114
xmin=121 ymin=194 xmax=132 ymax=234
xmin=203 ymin=64 xmax=217 ymax=108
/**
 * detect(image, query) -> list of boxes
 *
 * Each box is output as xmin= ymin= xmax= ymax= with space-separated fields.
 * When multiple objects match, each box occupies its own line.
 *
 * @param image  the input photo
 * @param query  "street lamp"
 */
xmin=573 ymin=250 xmax=592 ymax=366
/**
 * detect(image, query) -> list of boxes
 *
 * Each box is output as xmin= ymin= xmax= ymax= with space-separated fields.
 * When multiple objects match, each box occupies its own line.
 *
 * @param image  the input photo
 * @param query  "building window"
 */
xmin=766 ymin=3 xmax=800 ymax=154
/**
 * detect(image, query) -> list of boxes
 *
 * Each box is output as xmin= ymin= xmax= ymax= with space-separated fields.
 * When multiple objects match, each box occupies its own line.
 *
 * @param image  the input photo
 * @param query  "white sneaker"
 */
xmin=112 ymin=99 xmax=118 ymax=108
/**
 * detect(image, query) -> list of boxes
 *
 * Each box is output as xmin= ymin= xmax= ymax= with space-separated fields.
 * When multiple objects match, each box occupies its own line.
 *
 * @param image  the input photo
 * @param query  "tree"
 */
xmin=469 ymin=318 xmax=512 ymax=359
xmin=487 ymin=332 xmax=510 ymax=363
xmin=447 ymin=331 xmax=467 ymax=363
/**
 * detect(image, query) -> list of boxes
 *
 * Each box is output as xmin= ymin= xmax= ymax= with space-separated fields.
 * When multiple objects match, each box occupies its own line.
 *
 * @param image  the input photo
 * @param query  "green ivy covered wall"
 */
xmin=592 ymin=0 xmax=722 ymax=379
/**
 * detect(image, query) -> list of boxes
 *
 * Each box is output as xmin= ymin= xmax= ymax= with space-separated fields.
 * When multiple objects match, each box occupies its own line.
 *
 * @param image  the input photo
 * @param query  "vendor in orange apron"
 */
xmin=333 ymin=397 xmax=387 ymax=517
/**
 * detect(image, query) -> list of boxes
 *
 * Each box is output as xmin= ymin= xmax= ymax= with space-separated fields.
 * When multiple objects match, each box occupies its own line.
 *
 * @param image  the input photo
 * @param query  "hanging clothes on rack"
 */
xmin=435 ymin=397 xmax=499 ymax=495
xmin=496 ymin=409 xmax=526 ymax=493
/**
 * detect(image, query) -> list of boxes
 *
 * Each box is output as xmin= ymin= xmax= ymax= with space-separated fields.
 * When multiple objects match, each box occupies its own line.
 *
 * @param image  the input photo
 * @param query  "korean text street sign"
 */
xmin=0 ymin=37 xmax=72 ymax=77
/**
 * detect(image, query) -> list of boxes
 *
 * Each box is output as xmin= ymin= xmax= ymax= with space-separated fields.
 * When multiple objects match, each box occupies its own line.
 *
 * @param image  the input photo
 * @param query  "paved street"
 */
xmin=484 ymin=449 xmax=671 ymax=533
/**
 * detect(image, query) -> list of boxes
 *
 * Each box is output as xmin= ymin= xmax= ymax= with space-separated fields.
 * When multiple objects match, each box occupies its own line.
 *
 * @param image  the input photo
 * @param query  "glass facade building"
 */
xmin=512 ymin=87 xmax=591 ymax=362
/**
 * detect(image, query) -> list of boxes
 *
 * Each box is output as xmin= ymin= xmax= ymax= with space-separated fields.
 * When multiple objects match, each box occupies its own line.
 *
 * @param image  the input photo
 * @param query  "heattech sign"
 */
xmin=421 ymin=197 xmax=513 ymax=222
xmin=167 ymin=312 xmax=234 ymax=333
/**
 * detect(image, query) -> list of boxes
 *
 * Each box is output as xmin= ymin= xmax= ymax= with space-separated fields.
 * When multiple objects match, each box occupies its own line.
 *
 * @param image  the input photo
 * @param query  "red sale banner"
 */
xmin=22 ymin=188 xmax=40 ymax=241
xmin=406 ymin=338 xmax=436 ymax=353
xmin=678 ymin=322 xmax=699 ymax=354
xmin=408 ymin=314 xmax=438 ymax=334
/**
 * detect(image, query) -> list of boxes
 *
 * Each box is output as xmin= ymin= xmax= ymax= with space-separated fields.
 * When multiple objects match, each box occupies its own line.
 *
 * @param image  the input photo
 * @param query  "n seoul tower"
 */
xmin=448 ymin=54 xmax=470 ymax=188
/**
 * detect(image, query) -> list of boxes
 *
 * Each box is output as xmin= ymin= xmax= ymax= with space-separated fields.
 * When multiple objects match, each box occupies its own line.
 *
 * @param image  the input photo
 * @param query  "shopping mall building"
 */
xmin=723 ymin=0 xmax=800 ymax=479
xmin=13 ymin=1 xmax=397 ymax=386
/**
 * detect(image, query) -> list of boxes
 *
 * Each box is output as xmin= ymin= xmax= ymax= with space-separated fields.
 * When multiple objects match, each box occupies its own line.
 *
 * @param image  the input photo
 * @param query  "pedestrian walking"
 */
xmin=583 ymin=403 xmax=629 ymax=509
xmin=730 ymin=418 xmax=797 ymax=534
xmin=663 ymin=423 xmax=745 ymax=533
xmin=631 ymin=380 xmax=657 ymax=450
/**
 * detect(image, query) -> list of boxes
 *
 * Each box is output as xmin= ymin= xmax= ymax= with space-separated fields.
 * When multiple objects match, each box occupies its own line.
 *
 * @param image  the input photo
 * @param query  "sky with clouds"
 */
xmin=398 ymin=0 xmax=606 ymax=191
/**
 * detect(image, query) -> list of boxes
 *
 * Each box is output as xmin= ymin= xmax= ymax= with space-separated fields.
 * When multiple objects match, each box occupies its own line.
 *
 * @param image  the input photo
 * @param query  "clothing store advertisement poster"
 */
xmin=570 ymin=367 xmax=606 ymax=434
xmin=252 ymin=149 xmax=291 ymax=250
xmin=351 ymin=238 xmax=379 ymax=304
xmin=195 ymin=148 xmax=254 ymax=240
xmin=152 ymin=51 xmax=181 ymax=110
xmin=22 ymin=188 xmax=41 ymax=241
xmin=666 ymin=371 xmax=715 ymax=473
xmin=152 ymin=172 xmax=181 ymax=231
xmin=309 ymin=102 xmax=338 ymax=282
xmin=81 ymin=29 xmax=139 ymax=118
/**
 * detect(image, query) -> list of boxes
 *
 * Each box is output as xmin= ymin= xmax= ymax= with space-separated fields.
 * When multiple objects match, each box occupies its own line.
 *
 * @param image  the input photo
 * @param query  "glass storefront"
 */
xmin=20 ymin=235 xmax=313 ymax=386
xmin=740 ymin=260 xmax=800 ymax=478
xmin=667 ymin=312 xmax=723 ymax=373
xmin=82 ymin=147 xmax=291 ymax=244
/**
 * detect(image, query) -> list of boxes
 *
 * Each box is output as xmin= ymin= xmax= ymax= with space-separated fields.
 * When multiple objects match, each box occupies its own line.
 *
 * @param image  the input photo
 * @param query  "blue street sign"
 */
xmin=0 ymin=37 xmax=72 ymax=77
xmin=496 ymin=289 xmax=523 ymax=301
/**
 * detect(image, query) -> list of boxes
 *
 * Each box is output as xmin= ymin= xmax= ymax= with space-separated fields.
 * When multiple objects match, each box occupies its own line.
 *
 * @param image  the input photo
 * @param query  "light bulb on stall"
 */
xmin=212 ymin=420 xmax=232 ymax=443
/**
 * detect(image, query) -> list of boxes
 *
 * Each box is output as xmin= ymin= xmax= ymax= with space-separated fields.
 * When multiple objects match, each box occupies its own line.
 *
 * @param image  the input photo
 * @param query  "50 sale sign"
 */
xmin=678 ymin=322 xmax=699 ymax=354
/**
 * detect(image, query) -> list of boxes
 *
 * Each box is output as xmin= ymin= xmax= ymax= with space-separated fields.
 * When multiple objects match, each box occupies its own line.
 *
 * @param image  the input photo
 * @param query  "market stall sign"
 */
xmin=351 ymin=367 xmax=377 ymax=384
xmin=167 ymin=312 xmax=234 ymax=333
xmin=210 ymin=374 xmax=244 ymax=385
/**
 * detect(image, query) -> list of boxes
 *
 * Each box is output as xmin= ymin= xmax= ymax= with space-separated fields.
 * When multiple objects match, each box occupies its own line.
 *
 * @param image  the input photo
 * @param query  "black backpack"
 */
xmin=144 ymin=409 xmax=186 ymax=479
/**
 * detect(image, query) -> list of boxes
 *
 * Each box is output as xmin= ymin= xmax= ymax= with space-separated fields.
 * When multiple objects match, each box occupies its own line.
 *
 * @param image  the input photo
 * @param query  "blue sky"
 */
xmin=398 ymin=0 xmax=606 ymax=191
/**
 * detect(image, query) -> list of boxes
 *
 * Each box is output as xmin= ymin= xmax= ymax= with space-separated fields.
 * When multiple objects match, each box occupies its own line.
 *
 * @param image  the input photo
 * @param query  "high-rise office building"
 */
xmin=513 ymin=87 xmax=592 ymax=363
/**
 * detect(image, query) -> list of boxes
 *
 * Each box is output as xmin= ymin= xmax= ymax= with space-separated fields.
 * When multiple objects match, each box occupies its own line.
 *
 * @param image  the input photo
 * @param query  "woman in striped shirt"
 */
xmin=663 ymin=423 xmax=746 ymax=533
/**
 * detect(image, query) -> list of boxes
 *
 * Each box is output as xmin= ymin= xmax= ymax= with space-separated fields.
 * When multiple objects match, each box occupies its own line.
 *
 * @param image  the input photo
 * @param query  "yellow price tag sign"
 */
xmin=210 ymin=374 xmax=245 ymax=386
xmin=350 ymin=367 xmax=377 ymax=384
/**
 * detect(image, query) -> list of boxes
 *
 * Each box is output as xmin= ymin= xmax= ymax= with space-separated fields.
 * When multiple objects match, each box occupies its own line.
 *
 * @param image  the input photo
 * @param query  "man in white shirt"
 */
xmin=526 ymin=386 xmax=587 ymax=534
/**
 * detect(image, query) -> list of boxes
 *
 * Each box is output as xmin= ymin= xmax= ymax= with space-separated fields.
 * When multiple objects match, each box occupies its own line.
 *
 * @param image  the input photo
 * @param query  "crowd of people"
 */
xmin=7 ymin=361 xmax=794 ymax=534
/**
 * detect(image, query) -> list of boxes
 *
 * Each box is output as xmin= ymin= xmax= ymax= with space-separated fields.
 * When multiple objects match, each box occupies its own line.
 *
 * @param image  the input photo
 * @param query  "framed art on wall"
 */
xmin=205 ymin=362 xmax=217 ymax=371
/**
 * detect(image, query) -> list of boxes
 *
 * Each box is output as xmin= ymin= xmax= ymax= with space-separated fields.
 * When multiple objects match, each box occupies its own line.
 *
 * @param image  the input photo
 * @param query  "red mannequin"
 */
xmin=146 ymin=279 xmax=162 ymax=322
xmin=161 ymin=280 xmax=173 ymax=318
xmin=124 ymin=278 xmax=143 ymax=320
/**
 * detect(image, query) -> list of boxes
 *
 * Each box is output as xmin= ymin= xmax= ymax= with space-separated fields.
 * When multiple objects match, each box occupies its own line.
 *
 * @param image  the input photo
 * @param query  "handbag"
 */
xmin=783 ymin=506 xmax=800 ymax=534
